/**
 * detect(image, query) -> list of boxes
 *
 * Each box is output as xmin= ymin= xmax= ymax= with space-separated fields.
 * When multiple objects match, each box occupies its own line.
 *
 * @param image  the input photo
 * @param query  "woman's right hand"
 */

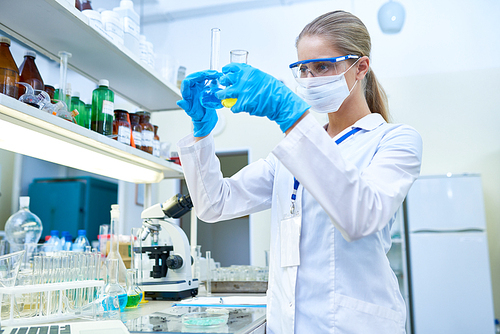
xmin=176 ymin=70 xmax=221 ymax=137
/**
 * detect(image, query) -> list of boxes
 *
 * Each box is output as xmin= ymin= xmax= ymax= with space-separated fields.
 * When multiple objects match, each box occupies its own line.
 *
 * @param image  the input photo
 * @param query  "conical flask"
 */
xmin=125 ymin=268 xmax=142 ymax=308
xmin=107 ymin=204 xmax=127 ymax=284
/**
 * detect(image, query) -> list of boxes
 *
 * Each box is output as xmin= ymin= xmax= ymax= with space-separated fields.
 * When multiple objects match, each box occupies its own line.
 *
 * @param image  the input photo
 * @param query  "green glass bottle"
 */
xmin=71 ymin=92 xmax=89 ymax=128
xmin=91 ymin=79 xmax=114 ymax=135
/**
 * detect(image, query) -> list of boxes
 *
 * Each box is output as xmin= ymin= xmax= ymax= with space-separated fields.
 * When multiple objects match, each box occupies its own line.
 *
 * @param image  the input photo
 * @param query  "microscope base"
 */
xmin=144 ymin=288 xmax=198 ymax=301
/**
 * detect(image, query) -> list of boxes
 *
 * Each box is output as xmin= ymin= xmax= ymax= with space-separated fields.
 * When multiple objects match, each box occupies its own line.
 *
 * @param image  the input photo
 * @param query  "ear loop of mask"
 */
xmin=344 ymin=57 xmax=361 ymax=94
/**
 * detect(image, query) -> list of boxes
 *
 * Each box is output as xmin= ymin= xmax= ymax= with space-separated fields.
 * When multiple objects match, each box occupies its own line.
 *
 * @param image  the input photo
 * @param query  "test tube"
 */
xmin=210 ymin=28 xmax=220 ymax=71
xmin=206 ymin=251 xmax=212 ymax=296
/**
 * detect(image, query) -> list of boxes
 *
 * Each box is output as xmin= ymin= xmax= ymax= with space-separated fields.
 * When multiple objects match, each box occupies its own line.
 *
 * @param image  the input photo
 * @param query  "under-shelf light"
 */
xmin=0 ymin=105 xmax=167 ymax=184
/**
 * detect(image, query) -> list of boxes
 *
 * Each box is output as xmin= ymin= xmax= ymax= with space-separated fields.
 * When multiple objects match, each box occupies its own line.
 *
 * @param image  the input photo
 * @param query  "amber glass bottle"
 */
xmin=113 ymin=109 xmax=131 ymax=145
xmin=129 ymin=113 xmax=142 ymax=150
xmin=19 ymin=51 xmax=44 ymax=97
xmin=0 ymin=37 xmax=19 ymax=99
xmin=136 ymin=111 xmax=153 ymax=154
xmin=153 ymin=125 xmax=160 ymax=157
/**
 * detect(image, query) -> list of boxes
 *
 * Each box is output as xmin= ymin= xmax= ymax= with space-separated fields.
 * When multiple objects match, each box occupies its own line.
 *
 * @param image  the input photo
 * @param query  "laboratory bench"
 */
xmin=121 ymin=297 xmax=266 ymax=334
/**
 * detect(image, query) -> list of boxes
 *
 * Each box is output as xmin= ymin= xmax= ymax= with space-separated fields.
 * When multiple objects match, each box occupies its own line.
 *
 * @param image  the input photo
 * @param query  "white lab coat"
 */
xmin=178 ymin=113 xmax=422 ymax=333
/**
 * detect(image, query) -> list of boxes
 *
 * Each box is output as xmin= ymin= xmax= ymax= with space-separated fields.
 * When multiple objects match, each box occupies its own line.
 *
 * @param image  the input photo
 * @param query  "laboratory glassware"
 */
xmin=91 ymin=79 xmax=114 ymax=135
xmin=0 ymin=37 xmax=19 ymax=99
xmin=103 ymin=258 xmax=127 ymax=313
xmin=153 ymin=125 xmax=160 ymax=157
xmin=0 ymin=250 xmax=24 ymax=320
xmin=18 ymin=51 xmax=44 ymax=97
xmin=177 ymin=66 xmax=186 ymax=89
xmin=125 ymin=269 xmax=142 ymax=308
xmin=112 ymin=109 xmax=131 ymax=145
xmin=58 ymin=51 xmax=72 ymax=108
xmin=71 ymin=92 xmax=88 ymax=128
xmin=220 ymin=49 xmax=249 ymax=108
xmin=206 ymin=251 xmax=212 ymax=296
xmin=200 ymin=28 xmax=223 ymax=109
xmin=5 ymin=197 xmax=43 ymax=254
xmin=136 ymin=111 xmax=154 ymax=154
xmin=130 ymin=113 xmax=142 ymax=149
xmin=107 ymin=205 xmax=127 ymax=283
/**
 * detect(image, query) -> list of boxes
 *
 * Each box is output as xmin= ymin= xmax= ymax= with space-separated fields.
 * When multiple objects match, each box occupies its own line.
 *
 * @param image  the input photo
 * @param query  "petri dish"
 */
xmin=182 ymin=311 xmax=229 ymax=328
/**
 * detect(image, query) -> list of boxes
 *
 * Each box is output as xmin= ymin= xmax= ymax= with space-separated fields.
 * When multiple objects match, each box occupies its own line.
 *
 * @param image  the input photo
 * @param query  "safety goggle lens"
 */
xmin=292 ymin=60 xmax=347 ymax=78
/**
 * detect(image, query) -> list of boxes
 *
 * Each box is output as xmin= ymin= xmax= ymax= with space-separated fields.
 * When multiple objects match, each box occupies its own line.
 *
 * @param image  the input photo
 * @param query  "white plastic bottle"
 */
xmin=101 ymin=10 xmax=124 ymax=45
xmin=113 ymin=0 xmax=140 ymax=55
xmin=44 ymin=230 xmax=63 ymax=253
xmin=72 ymin=229 xmax=91 ymax=252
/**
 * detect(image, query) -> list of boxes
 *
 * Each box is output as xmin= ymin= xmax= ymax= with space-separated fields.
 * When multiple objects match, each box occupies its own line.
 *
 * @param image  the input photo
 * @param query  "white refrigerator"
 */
xmin=405 ymin=174 xmax=495 ymax=334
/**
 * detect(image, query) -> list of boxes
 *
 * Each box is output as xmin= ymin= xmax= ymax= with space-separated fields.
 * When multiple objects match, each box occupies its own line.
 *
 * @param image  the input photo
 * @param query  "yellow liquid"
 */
xmin=221 ymin=98 xmax=237 ymax=108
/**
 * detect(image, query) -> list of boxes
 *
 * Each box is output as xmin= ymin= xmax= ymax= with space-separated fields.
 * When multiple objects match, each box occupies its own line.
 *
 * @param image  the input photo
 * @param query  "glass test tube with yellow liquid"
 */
xmin=221 ymin=49 xmax=249 ymax=108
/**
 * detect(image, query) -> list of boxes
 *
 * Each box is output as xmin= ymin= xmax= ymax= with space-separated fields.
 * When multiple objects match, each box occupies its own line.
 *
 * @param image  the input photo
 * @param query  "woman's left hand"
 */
xmin=216 ymin=63 xmax=310 ymax=133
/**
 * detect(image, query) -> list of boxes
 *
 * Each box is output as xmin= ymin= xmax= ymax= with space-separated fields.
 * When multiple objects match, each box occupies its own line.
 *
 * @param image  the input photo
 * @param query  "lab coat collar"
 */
xmin=324 ymin=112 xmax=386 ymax=134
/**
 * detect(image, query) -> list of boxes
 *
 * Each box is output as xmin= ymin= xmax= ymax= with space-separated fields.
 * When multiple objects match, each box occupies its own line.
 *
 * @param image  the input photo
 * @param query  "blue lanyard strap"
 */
xmin=290 ymin=127 xmax=362 ymax=212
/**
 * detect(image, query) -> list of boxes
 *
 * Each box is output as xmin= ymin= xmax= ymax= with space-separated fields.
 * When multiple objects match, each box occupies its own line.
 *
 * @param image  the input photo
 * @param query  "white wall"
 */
xmin=143 ymin=0 xmax=500 ymax=318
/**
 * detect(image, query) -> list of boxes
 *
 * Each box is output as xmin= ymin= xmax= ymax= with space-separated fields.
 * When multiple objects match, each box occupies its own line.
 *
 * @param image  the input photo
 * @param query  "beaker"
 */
xmin=200 ymin=28 xmax=223 ymax=109
xmin=221 ymin=49 xmax=249 ymax=108
xmin=0 ymin=250 xmax=24 ymax=320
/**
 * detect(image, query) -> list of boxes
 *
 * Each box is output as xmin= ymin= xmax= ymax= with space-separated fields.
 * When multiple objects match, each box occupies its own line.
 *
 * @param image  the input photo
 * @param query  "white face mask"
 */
xmin=295 ymin=60 xmax=359 ymax=114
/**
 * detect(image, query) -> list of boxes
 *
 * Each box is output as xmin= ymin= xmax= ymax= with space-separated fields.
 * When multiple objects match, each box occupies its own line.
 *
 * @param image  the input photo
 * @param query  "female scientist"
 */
xmin=176 ymin=10 xmax=422 ymax=334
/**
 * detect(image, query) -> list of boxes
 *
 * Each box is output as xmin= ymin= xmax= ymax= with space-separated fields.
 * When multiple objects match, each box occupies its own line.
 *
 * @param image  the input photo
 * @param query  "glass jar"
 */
xmin=153 ymin=125 xmax=160 ymax=157
xmin=113 ymin=109 xmax=131 ymax=145
xmin=129 ymin=113 xmax=142 ymax=150
xmin=19 ymin=51 xmax=44 ymax=97
xmin=0 ymin=37 xmax=20 ymax=99
xmin=43 ymin=85 xmax=55 ymax=102
xmin=136 ymin=111 xmax=154 ymax=154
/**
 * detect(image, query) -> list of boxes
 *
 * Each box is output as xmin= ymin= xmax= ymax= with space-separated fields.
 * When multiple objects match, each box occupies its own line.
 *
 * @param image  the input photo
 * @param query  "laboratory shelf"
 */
xmin=0 ymin=94 xmax=184 ymax=183
xmin=0 ymin=0 xmax=181 ymax=112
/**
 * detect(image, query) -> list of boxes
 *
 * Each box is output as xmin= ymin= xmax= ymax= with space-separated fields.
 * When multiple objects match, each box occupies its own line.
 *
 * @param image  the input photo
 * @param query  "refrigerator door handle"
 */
xmin=412 ymin=228 xmax=484 ymax=233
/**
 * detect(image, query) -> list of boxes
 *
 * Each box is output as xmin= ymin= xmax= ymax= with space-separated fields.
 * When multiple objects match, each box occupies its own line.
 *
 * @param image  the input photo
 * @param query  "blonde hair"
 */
xmin=296 ymin=10 xmax=391 ymax=122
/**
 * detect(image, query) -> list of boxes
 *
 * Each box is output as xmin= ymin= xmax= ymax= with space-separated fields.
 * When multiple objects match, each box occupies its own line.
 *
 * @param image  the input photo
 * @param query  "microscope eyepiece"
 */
xmin=162 ymin=194 xmax=193 ymax=219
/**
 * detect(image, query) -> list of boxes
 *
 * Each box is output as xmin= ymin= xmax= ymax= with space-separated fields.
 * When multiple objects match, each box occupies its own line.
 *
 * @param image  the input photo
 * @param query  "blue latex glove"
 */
xmin=176 ymin=70 xmax=221 ymax=137
xmin=216 ymin=63 xmax=310 ymax=132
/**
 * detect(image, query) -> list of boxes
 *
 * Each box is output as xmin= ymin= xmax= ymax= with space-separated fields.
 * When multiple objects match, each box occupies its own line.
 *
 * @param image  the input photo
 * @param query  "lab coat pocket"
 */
xmin=334 ymin=293 xmax=405 ymax=334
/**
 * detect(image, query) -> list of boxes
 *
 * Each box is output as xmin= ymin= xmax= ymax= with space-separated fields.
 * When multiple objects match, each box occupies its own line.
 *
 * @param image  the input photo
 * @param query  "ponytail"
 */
xmin=364 ymin=69 xmax=390 ymax=122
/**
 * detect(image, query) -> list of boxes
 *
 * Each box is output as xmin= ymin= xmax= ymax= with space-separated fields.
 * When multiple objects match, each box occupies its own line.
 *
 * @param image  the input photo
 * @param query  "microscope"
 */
xmin=136 ymin=194 xmax=198 ymax=300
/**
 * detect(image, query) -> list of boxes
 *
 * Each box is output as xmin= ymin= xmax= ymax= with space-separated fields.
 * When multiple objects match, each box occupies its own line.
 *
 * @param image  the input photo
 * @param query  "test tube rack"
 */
xmin=0 ymin=280 xmax=104 ymax=326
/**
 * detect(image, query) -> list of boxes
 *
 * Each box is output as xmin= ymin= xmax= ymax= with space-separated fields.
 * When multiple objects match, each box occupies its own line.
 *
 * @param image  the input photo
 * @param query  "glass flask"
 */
xmin=125 ymin=269 xmax=142 ymax=308
xmin=102 ymin=258 xmax=127 ymax=314
xmin=107 ymin=204 xmax=128 ymax=284
xmin=136 ymin=111 xmax=154 ymax=154
xmin=0 ymin=37 xmax=20 ymax=99
xmin=5 ymin=197 xmax=43 ymax=253
xmin=130 ymin=113 xmax=142 ymax=150
xmin=19 ymin=50 xmax=44 ymax=97
xmin=91 ymin=79 xmax=114 ymax=135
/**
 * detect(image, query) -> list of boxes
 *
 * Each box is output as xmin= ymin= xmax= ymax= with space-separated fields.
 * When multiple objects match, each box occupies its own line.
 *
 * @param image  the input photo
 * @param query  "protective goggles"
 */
xmin=289 ymin=55 xmax=360 ymax=78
